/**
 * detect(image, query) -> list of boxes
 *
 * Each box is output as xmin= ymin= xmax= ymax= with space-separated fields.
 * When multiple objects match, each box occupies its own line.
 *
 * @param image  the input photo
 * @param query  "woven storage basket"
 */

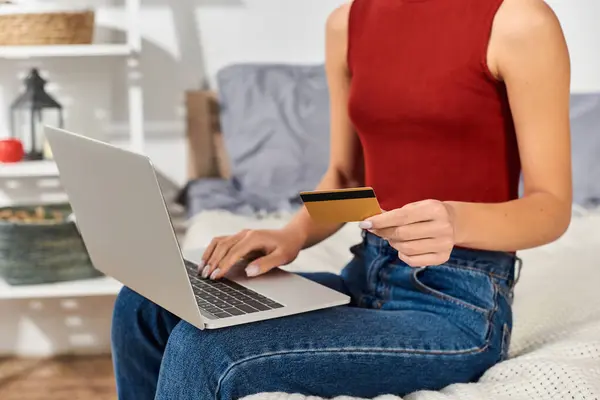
xmin=0 ymin=10 xmax=94 ymax=46
xmin=0 ymin=204 xmax=103 ymax=286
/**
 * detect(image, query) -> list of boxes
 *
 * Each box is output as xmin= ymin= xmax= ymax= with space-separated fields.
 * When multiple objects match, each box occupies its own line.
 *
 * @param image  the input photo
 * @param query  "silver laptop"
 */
xmin=45 ymin=127 xmax=350 ymax=329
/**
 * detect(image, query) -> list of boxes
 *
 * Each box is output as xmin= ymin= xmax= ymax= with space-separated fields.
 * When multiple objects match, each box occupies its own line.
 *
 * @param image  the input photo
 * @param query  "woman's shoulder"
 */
xmin=493 ymin=0 xmax=563 ymax=42
xmin=326 ymin=1 xmax=352 ymax=37
xmin=489 ymin=0 xmax=565 ymax=79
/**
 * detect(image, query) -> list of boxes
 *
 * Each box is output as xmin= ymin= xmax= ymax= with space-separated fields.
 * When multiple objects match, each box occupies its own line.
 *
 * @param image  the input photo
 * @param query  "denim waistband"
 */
xmin=362 ymin=231 xmax=519 ymax=284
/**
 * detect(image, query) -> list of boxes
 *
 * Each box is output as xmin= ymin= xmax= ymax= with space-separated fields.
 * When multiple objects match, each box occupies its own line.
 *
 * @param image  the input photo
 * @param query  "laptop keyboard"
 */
xmin=185 ymin=261 xmax=284 ymax=319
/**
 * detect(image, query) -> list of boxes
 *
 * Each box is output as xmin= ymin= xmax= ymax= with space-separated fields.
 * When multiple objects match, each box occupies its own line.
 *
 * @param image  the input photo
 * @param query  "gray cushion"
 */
xmin=570 ymin=94 xmax=600 ymax=207
xmin=216 ymin=63 xmax=330 ymax=209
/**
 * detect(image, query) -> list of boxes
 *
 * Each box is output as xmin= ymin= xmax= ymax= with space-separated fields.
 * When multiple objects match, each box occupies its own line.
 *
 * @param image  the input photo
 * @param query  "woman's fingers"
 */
xmin=361 ymin=200 xmax=456 ymax=268
xmin=206 ymin=235 xmax=243 ymax=277
xmin=212 ymin=233 xmax=268 ymax=279
xmin=391 ymin=237 xmax=452 ymax=257
xmin=397 ymin=252 xmax=446 ymax=268
xmin=200 ymin=229 xmax=300 ymax=280
xmin=244 ymin=251 xmax=288 ymax=277
xmin=199 ymin=236 xmax=224 ymax=275
xmin=370 ymin=221 xmax=444 ymax=242
xmin=203 ymin=231 xmax=247 ymax=278
xmin=390 ymin=237 xmax=454 ymax=268
xmin=362 ymin=201 xmax=437 ymax=230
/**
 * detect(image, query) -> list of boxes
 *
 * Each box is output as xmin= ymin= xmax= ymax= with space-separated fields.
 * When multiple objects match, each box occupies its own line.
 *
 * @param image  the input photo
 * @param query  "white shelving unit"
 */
xmin=0 ymin=44 xmax=132 ymax=59
xmin=0 ymin=0 xmax=144 ymax=159
xmin=0 ymin=160 xmax=58 ymax=178
xmin=0 ymin=0 xmax=143 ymax=300
xmin=0 ymin=276 xmax=122 ymax=300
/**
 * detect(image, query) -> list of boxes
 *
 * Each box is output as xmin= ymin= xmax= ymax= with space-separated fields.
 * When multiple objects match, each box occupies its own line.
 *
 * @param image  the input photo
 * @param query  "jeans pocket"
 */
xmin=411 ymin=265 xmax=496 ymax=315
xmin=349 ymin=243 xmax=365 ymax=258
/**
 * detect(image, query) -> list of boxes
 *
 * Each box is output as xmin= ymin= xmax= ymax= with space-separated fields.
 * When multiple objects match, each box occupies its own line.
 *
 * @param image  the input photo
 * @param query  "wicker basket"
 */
xmin=0 ymin=10 xmax=94 ymax=46
xmin=0 ymin=204 xmax=103 ymax=286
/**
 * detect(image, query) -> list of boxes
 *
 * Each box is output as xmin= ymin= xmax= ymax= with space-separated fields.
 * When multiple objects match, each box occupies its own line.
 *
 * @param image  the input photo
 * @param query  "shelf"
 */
xmin=0 ymin=44 xmax=133 ymax=60
xmin=0 ymin=276 xmax=122 ymax=300
xmin=0 ymin=160 xmax=58 ymax=179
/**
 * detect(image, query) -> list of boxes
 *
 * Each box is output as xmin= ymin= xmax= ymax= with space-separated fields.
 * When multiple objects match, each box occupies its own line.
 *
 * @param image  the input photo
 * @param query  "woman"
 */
xmin=112 ymin=0 xmax=572 ymax=398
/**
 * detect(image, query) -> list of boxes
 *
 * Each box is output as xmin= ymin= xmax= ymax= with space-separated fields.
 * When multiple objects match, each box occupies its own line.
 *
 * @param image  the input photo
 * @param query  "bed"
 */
xmin=180 ymin=64 xmax=600 ymax=400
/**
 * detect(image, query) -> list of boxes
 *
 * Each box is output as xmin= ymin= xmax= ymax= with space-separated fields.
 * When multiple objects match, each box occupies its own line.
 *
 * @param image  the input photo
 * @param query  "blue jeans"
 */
xmin=112 ymin=232 xmax=516 ymax=399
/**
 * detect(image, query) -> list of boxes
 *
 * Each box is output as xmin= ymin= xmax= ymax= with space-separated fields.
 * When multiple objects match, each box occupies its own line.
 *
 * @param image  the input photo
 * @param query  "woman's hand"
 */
xmin=359 ymin=200 xmax=456 ymax=268
xmin=199 ymin=229 xmax=305 ymax=280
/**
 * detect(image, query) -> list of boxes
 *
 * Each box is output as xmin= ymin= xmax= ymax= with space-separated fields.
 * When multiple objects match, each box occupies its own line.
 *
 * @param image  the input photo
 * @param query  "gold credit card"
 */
xmin=300 ymin=187 xmax=382 ymax=223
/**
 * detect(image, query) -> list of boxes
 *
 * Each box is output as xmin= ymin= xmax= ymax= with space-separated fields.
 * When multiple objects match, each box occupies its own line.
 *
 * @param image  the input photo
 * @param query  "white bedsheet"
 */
xmin=182 ymin=209 xmax=600 ymax=400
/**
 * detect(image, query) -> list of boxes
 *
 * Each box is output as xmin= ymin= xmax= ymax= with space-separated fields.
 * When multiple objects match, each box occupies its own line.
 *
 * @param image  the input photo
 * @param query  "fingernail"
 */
xmin=245 ymin=264 xmax=260 ymax=277
xmin=209 ymin=268 xmax=221 ymax=280
xmin=358 ymin=221 xmax=373 ymax=230
xmin=197 ymin=260 xmax=205 ymax=274
xmin=201 ymin=265 xmax=211 ymax=278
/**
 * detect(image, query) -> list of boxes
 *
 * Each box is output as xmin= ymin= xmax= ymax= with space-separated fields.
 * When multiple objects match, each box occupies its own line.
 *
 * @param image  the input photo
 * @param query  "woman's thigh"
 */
xmin=156 ymin=302 xmax=500 ymax=400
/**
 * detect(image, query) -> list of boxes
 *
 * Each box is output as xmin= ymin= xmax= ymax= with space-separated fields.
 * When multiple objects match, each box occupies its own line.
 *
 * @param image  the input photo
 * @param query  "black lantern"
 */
xmin=10 ymin=68 xmax=64 ymax=161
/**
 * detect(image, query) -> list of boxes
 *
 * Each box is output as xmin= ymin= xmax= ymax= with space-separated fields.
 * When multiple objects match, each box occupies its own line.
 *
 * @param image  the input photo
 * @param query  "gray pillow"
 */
xmin=570 ymin=94 xmax=600 ymax=207
xmin=216 ymin=63 xmax=330 ymax=208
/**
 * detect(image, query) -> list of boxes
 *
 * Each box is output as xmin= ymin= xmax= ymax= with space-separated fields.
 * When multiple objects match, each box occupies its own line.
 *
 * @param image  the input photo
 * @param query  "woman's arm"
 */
xmin=199 ymin=3 xmax=362 ymax=278
xmin=363 ymin=0 xmax=572 ymax=267
xmin=447 ymin=0 xmax=572 ymax=252
xmin=282 ymin=2 xmax=364 ymax=250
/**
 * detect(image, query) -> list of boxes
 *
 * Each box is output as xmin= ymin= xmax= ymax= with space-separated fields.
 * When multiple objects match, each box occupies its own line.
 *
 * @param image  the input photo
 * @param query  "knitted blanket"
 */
xmin=182 ymin=208 xmax=600 ymax=400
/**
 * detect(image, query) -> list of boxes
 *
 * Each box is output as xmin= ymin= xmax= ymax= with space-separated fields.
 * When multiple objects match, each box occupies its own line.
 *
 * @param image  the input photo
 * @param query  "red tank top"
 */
xmin=348 ymin=0 xmax=521 ymax=211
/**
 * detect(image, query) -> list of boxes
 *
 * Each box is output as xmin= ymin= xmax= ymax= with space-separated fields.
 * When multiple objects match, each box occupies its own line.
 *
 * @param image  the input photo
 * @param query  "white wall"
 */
xmin=546 ymin=0 xmax=600 ymax=94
